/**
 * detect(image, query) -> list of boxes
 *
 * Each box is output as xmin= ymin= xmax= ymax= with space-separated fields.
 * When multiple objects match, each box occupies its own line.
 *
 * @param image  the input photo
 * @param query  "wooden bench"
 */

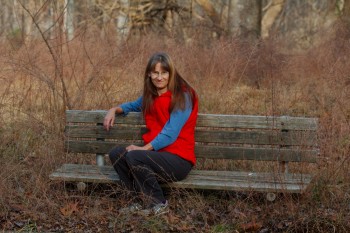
xmin=50 ymin=110 xmax=319 ymax=200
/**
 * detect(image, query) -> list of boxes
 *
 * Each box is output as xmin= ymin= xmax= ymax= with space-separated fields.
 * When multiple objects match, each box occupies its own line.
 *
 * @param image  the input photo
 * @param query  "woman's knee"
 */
xmin=108 ymin=146 xmax=126 ymax=162
xmin=124 ymin=150 xmax=145 ymax=166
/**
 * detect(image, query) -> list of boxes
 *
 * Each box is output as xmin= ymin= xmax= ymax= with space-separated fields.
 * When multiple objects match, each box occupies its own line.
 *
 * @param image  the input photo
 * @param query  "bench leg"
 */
xmin=266 ymin=192 xmax=276 ymax=202
xmin=96 ymin=123 xmax=105 ymax=166
xmin=96 ymin=154 xmax=105 ymax=166
xmin=77 ymin=182 xmax=86 ymax=191
xmin=279 ymin=161 xmax=289 ymax=174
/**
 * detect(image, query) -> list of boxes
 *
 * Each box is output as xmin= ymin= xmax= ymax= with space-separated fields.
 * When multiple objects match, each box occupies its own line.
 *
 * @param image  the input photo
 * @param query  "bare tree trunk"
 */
xmin=195 ymin=0 xmax=222 ymax=36
xmin=227 ymin=0 xmax=239 ymax=36
xmin=116 ymin=0 xmax=130 ymax=44
xmin=1 ymin=3 xmax=7 ymax=35
xmin=267 ymin=0 xmax=341 ymax=51
xmin=342 ymin=0 xmax=350 ymax=23
xmin=226 ymin=0 xmax=261 ymax=40
xmin=261 ymin=0 xmax=285 ymax=39
xmin=22 ymin=0 xmax=34 ymax=41
xmin=64 ymin=0 xmax=75 ymax=41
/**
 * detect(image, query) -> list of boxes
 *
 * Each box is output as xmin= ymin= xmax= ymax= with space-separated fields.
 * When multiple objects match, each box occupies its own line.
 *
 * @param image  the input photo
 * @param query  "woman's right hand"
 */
xmin=104 ymin=107 xmax=117 ymax=131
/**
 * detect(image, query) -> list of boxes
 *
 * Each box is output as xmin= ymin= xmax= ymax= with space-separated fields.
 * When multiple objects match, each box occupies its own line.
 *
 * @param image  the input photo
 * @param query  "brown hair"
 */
xmin=142 ymin=52 xmax=196 ymax=114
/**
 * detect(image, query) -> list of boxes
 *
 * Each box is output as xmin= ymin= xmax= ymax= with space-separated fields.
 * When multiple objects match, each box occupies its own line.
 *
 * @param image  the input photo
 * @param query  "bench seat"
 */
xmin=50 ymin=164 xmax=313 ymax=193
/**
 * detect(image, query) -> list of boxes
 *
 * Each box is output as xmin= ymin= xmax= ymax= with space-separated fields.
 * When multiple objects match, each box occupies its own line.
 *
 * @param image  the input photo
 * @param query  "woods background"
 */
xmin=2 ymin=0 xmax=350 ymax=51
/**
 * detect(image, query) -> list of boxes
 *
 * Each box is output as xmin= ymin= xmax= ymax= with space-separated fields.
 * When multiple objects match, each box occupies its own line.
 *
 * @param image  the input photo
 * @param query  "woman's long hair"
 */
xmin=142 ymin=52 xmax=196 ymax=114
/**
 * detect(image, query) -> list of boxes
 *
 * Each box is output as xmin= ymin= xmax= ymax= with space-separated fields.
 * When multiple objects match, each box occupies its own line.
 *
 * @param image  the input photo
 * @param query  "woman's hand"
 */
xmin=104 ymin=107 xmax=117 ymax=131
xmin=126 ymin=143 xmax=153 ymax=152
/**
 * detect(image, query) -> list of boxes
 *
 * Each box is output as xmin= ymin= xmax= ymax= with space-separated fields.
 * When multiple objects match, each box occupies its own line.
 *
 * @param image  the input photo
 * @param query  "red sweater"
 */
xmin=142 ymin=91 xmax=198 ymax=165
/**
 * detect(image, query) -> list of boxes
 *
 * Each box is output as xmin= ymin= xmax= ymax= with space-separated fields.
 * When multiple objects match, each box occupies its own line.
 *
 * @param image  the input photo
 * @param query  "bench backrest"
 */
xmin=65 ymin=110 xmax=319 ymax=163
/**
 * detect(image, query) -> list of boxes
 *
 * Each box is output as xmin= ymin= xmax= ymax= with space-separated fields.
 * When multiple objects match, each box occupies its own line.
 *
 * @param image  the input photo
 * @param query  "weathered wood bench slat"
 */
xmin=65 ymin=125 xmax=317 ymax=146
xmin=167 ymin=179 xmax=310 ymax=193
xmin=65 ymin=140 xmax=318 ymax=162
xmin=49 ymin=164 xmax=312 ymax=193
xmin=52 ymin=164 xmax=312 ymax=182
xmin=66 ymin=110 xmax=318 ymax=130
xmin=50 ymin=174 xmax=113 ymax=183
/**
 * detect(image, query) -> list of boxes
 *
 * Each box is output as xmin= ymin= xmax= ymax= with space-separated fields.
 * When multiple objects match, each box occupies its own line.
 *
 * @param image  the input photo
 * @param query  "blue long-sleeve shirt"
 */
xmin=119 ymin=94 xmax=192 ymax=150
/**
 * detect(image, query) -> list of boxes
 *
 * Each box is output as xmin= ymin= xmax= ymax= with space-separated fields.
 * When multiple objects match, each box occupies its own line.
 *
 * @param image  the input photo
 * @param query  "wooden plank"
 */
xmin=53 ymin=164 xmax=312 ymax=183
xmin=197 ymin=114 xmax=318 ymax=131
xmin=65 ymin=125 xmax=146 ymax=141
xmin=195 ymin=129 xmax=317 ymax=146
xmin=50 ymin=164 xmax=118 ymax=183
xmin=66 ymin=110 xmax=144 ymax=125
xmin=195 ymin=145 xmax=318 ymax=162
xmin=49 ymin=164 xmax=312 ymax=193
xmin=66 ymin=110 xmax=319 ymax=130
xmin=64 ymin=140 xmax=319 ymax=162
xmin=66 ymin=125 xmax=317 ymax=146
xmin=187 ymin=170 xmax=312 ymax=183
xmin=167 ymin=178 xmax=310 ymax=193
xmin=172 ymin=171 xmax=312 ymax=192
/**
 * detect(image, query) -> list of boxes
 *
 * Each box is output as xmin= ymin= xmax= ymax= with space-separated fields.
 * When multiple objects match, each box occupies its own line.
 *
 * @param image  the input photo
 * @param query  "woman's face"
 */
xmin=150 ymin=62 xmax=169 ymax=95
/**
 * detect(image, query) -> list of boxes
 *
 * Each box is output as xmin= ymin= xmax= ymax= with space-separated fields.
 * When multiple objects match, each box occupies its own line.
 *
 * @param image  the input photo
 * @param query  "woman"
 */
xmin=103 ymin=52 xmax=198 ymax=215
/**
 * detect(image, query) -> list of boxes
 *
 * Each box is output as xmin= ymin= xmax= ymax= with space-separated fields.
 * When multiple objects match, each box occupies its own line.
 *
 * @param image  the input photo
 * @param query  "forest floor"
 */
xmin=1 ymin=157 xmax=350 ymax=232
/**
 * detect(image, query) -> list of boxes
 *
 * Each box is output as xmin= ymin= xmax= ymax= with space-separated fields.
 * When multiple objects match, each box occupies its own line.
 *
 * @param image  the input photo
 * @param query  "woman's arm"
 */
xmin=126 ymin=106 xmax=192 ymax=152
xmin=151 ymin=93 xmax=192 ymax=150
xmin=119 ymin=96 xmax=143 ymax=115
xmin=125 ymin=93 xmax=193 ymax=152
xmin=104 ymin=96 xmax=143 ymax=131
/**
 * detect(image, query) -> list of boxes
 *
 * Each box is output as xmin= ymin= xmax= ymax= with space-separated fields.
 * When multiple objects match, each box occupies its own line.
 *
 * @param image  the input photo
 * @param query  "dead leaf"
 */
xmin=166 ymin=212 xmax=180 ymax=224
xmin=60 ymin=201 xmax=79 ymax=217
xmin=10 ymin=204 xmax=25 ymax=212
xmin=240 ymin=221 xmax=263 ymax=232
xmin=232 ymin=208 xmax=247 ymax=220
xmin=175 ymin=223 xmax=194 ymax=232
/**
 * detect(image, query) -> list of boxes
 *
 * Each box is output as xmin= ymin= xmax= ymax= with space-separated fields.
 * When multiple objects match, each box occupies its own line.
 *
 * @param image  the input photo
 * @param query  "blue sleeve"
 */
xmin=151 ymin=93 xmax=193 ymax=151
xmin=120 ymin=96 xmax=143 ymax=115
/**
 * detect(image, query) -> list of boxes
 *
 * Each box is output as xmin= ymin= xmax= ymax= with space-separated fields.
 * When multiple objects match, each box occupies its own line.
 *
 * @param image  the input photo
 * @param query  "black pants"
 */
xmin=109 ymin=146 xmax=192 ymax=205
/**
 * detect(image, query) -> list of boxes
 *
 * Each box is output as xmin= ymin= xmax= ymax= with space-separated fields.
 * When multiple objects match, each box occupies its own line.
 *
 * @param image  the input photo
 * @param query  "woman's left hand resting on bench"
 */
xmin=104 ymin=107 xmax=154 ymax=152
xmin=103 ymin=106 xmax=122 ymax=131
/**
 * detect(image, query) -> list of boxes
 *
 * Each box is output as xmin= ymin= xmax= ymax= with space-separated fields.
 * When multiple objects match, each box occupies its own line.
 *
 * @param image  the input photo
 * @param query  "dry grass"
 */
xmin=0 ymin=22 xmax=350 ymax=232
